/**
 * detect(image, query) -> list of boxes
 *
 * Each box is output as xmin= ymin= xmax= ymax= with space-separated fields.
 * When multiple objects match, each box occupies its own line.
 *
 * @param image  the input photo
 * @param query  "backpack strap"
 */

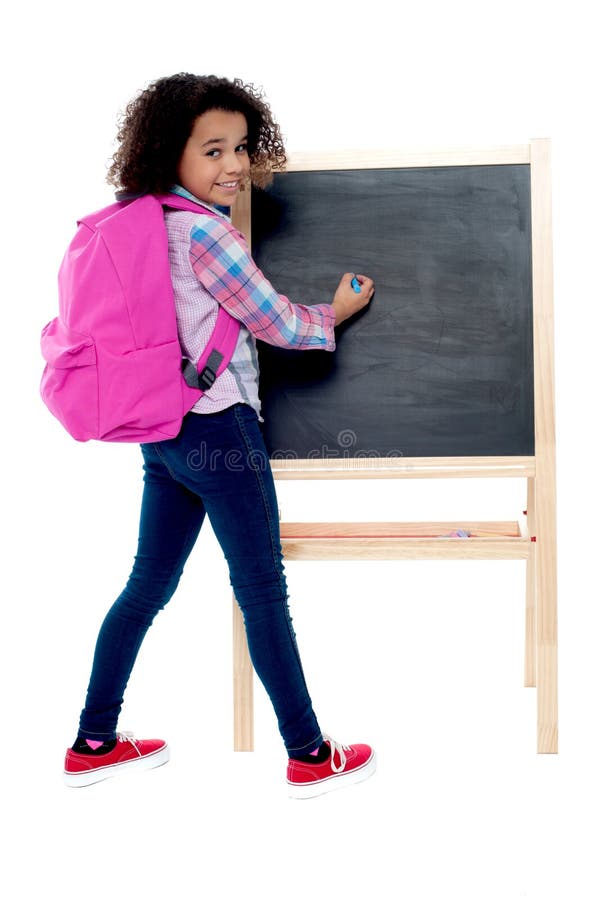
xmin=154 ymin=195 xmax=242 ymax=393
xmin=182 ymin=306 xmax=241 ymax=391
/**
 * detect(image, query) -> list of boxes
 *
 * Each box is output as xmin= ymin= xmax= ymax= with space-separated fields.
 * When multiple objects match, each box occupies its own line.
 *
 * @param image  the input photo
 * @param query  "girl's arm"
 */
xmin=188 ymin=216 xmax=372 ymax=350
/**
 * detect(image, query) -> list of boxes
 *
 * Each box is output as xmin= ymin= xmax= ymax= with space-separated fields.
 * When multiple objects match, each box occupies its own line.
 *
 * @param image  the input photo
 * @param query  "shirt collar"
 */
xmin=169 ymin=184 xmax=231 ymax=219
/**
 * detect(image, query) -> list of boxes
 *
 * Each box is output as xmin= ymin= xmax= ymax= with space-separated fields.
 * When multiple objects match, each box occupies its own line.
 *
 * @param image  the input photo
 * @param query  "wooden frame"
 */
xmin=230 ymin=140 xmax=557 ymax=754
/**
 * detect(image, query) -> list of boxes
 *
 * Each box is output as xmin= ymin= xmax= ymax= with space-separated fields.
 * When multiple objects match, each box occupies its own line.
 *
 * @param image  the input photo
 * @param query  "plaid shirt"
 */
xmin=165 ymin=185 xmax=336 ymax=418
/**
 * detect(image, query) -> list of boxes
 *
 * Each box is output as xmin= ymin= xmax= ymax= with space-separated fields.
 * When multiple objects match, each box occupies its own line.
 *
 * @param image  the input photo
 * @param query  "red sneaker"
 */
xmin=287 ymin=734 xmax=376 ymax=799
xmin=64 ymin=731 xmax=169 ymax=787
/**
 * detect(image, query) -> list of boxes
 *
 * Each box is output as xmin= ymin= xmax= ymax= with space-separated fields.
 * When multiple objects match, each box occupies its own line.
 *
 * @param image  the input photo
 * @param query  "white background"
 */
xmin=2 ymin=1 xmax=597 ymax=897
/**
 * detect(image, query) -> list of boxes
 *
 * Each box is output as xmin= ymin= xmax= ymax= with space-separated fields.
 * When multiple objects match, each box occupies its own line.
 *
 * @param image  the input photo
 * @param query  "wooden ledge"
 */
xmin=280 ymin=521 xmax=531 ymax=561
xmin=271 ymin=457 xmax=536 ymax=480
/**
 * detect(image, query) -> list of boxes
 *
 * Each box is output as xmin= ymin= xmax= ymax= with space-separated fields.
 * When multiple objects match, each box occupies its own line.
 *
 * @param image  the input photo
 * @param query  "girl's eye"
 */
xmin=206 ymin=144 xmax=247 ymax=158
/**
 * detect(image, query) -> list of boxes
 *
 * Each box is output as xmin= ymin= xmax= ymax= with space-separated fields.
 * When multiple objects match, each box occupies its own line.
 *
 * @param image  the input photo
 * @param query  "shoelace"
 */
xmin=117 ymin=731 xmax=142 ymax=757
xmin=322 ymin=734 xmax=351 ymax=773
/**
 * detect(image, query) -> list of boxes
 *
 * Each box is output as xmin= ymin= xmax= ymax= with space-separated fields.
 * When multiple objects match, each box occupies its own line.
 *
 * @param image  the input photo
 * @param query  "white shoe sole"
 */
xmin=64 ymin=744 xmax=170 ymax=787
xmin=287 ymin=751 xmax=377 ymax=799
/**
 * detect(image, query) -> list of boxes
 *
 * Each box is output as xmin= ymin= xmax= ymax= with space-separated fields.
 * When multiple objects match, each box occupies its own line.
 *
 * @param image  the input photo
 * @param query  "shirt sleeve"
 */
xmin=188 ymin=216 xmax=336 ymax=351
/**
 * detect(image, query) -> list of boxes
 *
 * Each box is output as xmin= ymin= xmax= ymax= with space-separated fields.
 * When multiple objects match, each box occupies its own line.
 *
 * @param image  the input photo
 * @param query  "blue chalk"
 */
xmin=441 ymin=529 xmax=471 ymax=538
xmin=351 ymin=276 xmax=361 ymax=293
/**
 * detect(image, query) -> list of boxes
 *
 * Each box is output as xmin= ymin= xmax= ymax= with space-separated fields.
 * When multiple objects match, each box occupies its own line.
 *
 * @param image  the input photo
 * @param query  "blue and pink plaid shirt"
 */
xmin=165 ymin=184 xmax=336 ymax=418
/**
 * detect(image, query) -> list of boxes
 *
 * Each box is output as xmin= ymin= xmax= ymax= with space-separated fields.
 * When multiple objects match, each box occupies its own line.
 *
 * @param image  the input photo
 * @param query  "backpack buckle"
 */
xmin=197 ymin=365 xmax=217 ymax=390
xmin=182 ymin=349 xmax=224 ymax=391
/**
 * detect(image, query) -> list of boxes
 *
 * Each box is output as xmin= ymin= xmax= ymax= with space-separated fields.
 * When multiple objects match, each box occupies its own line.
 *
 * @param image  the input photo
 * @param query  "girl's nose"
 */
xmin=223 ymin=151 xmax=243 ymax=174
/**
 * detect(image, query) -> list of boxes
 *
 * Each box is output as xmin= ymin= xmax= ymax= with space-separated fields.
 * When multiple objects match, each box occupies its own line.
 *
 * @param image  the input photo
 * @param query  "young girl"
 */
xmin=63 ymin=73 xmax=376 ymax=799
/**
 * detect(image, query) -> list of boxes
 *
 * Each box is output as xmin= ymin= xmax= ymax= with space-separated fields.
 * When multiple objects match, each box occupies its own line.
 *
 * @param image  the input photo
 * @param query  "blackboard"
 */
xmin=251 ymin=165 xmax=534 ymax=460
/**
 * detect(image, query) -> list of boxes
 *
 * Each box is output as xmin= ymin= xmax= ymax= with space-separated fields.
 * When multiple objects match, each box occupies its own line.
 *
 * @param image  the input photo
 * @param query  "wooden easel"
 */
xmin=230 ymin=139 xmax=557 ymax=754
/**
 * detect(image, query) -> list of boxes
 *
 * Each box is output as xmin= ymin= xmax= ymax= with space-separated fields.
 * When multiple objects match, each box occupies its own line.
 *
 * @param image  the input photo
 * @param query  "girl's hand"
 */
xmin=331 ymin=273 xmax=375 ymax=326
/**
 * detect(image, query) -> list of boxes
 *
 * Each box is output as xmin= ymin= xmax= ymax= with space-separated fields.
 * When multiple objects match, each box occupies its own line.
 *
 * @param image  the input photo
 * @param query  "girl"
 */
xmin=63 ymin=73 xmax=376 ymax=799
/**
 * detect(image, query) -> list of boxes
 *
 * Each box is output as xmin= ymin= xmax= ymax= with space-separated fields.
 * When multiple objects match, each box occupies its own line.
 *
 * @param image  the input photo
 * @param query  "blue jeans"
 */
xmin=77 ymin=404 xmax=323 ymax=758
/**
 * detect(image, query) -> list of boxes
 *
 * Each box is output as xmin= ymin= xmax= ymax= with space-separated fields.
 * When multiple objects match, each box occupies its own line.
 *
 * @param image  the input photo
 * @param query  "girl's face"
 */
xmin=177 ymin=109 xmax=251 ymax=208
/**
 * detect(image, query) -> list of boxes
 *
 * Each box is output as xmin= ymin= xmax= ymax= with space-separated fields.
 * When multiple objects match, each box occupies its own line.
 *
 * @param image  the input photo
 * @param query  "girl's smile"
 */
xmin=177 ymin=109 xmax=251 ymax=208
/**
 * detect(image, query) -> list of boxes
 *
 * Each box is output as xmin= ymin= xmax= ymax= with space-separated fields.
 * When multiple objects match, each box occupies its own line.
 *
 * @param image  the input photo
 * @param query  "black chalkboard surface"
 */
xmin=251 ymin=165 xmax=534 ymax=459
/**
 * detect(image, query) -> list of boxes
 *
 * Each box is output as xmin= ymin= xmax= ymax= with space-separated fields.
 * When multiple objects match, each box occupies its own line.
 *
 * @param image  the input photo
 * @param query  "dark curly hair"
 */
xmin=107 ymin=73 xmax=287 ymax=194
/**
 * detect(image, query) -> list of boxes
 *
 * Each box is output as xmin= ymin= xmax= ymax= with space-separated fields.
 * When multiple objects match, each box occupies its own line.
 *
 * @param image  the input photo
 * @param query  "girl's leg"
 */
xmin=153 ymin=405 xmax=323 ymax=758
xmin=77 ymin=447 xmax=206 ymax=740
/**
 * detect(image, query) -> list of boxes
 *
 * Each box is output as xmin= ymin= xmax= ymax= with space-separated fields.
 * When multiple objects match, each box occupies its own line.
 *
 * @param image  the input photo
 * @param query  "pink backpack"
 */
xmin=40 ymin=194 xmax=241 ymax=442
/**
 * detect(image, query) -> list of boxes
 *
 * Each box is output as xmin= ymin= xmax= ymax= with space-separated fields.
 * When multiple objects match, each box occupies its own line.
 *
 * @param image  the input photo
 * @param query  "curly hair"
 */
xmin=107 ymin=73 xmax=287 ymax=193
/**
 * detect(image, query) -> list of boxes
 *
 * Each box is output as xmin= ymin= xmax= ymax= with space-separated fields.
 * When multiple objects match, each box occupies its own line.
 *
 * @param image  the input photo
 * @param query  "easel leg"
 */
xmin=524 ymin=478 xmax=537 ymax=688
xmin=233 ymin=594 xmax=254 ymax=751
xmin=530 ymin=137 xmax=558 ymax=753
xmin=534 ymin=466 xmax=558 ymax=753
xmin=537 ymin=644 xmax=558 ymax=753
xmin=535 ymin=515 xmax=558 ymax=753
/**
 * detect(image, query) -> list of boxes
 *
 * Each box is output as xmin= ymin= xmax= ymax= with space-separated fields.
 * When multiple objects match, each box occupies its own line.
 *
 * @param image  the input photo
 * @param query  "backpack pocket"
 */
xmin=99 ymin=340 xmax=186 ymax=441
xmin=40 ymin=318 xmax=99 ymax=440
